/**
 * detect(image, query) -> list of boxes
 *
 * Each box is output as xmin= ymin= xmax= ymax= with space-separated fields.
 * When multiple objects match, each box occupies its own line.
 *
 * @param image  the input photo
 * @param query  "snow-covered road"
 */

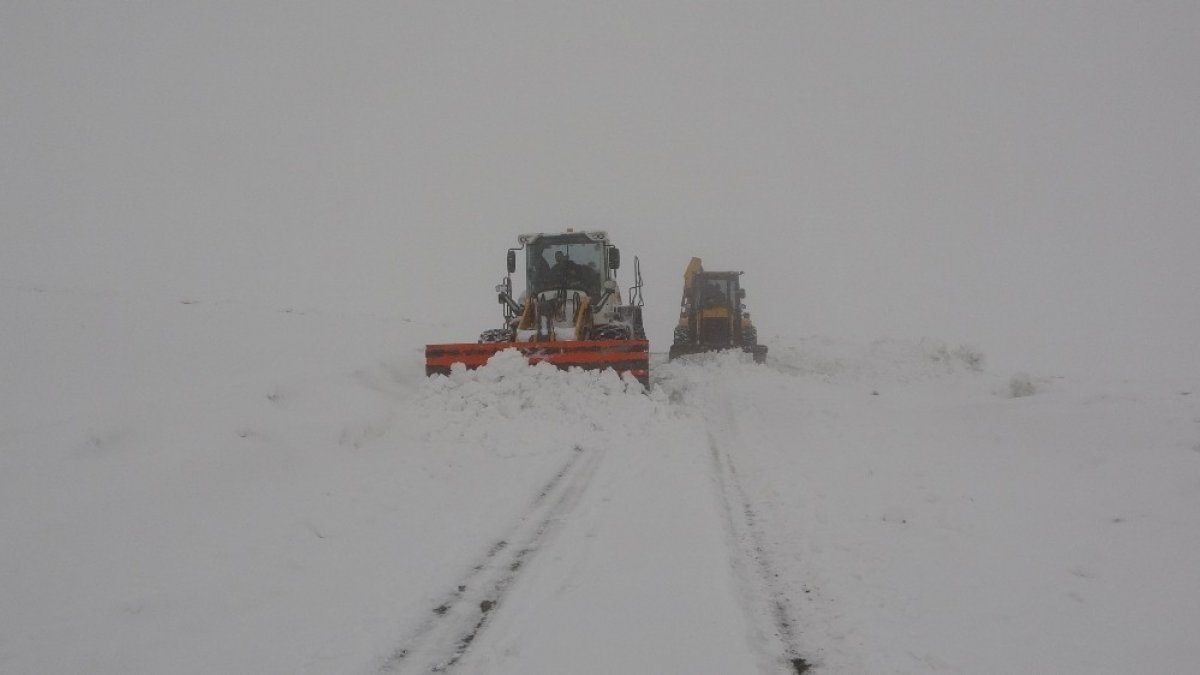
xmin=383 ymin=352 xmax=779 ymax=674
xmin=445 ymin=404 xmax=766 ymax=673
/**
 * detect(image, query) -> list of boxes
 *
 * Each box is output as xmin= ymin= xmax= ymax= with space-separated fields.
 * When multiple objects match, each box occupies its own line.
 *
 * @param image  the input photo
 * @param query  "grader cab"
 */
xmin=425 ymin=230 xmax=650 ymax=387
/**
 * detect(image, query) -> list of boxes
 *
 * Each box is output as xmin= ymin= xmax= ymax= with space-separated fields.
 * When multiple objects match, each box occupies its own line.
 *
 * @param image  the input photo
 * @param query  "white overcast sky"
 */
xmin=3 ymin=2 xmax=1198 ymax=375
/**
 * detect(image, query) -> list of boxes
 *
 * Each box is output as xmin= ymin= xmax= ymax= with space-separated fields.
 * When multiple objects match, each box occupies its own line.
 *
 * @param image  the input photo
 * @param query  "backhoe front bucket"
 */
xmin=426 ymin=339 xmax=650 ymax=388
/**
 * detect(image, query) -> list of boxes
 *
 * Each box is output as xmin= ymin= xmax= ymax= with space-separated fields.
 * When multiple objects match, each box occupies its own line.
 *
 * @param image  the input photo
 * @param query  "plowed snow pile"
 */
xmin=417 ymin=349 xmax=660 ymax=453
xmin=3 ymin=290 xmax=1200 ymax=674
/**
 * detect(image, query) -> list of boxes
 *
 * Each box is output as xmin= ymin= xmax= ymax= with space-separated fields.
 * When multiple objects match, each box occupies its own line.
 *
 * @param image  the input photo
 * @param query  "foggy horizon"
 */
xmin=4 ymin=2 xmax=1198 ymax=376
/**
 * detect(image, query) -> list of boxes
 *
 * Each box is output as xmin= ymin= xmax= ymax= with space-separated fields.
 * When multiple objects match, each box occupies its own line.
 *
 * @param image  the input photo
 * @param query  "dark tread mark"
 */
xmin=709 ymin=432 xmax=815 ymax=672
xmin=381 ymin=445 xmax=601 ymax=673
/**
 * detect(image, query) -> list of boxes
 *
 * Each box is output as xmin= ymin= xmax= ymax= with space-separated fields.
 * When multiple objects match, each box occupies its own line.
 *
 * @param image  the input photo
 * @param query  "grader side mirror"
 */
xmin=738 ymin=288 xmax=746 ymax=299
xmin=609 ymin=248 xmax=621 ymax=269
xmin=507 ymin=250 xmax=516 ymax=274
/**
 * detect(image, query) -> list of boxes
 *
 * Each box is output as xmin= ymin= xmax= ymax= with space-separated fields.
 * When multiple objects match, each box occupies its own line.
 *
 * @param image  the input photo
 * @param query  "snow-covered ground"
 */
xmin=4 ymin=285 xmax=1198 ymax=674
xmin=5 ymin=2 xmax=1199 ymax=672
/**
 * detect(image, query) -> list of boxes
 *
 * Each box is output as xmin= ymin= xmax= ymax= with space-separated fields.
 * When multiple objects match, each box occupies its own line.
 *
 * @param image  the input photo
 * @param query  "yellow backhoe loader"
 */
xmin=668 ymin=257 xmax=766 ymax=363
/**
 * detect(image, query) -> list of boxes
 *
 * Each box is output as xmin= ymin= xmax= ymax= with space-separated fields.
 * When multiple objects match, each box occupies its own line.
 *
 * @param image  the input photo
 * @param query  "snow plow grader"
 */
xmin=668 ymin=257 xmax=767 ymax=363
xmin=425 ymin=230 xmax=650 ymax=387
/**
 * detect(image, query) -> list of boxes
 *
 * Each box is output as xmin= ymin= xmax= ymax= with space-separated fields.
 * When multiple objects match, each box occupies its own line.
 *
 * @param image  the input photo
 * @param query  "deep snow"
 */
xmin=3 ymin=285 xmax=1198 ymax=674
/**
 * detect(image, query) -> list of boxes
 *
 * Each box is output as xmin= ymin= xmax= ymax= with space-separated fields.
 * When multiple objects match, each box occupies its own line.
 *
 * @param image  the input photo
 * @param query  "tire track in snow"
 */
xmin=707 ymin=426 xmax=813 ymax=674
xmin=379 ymin=444 xmax=604 ymax=674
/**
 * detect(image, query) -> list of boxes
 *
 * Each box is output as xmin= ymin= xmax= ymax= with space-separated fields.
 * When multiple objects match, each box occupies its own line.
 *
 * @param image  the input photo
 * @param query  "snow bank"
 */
xmin=765 ymin=336 xmax=986 ymax=384
xmin=419 ymin=349 xmax=657 ymax=452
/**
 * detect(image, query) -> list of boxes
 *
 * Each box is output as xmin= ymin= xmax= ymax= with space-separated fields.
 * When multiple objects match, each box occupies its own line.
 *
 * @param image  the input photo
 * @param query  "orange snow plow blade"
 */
xmin=426 ymin=340 xmax=650 ymax=388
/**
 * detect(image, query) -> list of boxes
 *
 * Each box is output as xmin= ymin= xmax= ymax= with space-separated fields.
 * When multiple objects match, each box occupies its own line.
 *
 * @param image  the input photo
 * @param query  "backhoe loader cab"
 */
xmin=426 ymin=230 xmax=649 ymax=387
xmin=669 ymin=257 xmax=767 ymax=363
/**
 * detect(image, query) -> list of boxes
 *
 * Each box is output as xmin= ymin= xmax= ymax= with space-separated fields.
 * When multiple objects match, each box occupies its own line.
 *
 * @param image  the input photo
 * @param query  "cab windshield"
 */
xmin=527 ymin=238 xmax=605 ymax=298
xmin=699 ymin=278 xmax=733 ymax=309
